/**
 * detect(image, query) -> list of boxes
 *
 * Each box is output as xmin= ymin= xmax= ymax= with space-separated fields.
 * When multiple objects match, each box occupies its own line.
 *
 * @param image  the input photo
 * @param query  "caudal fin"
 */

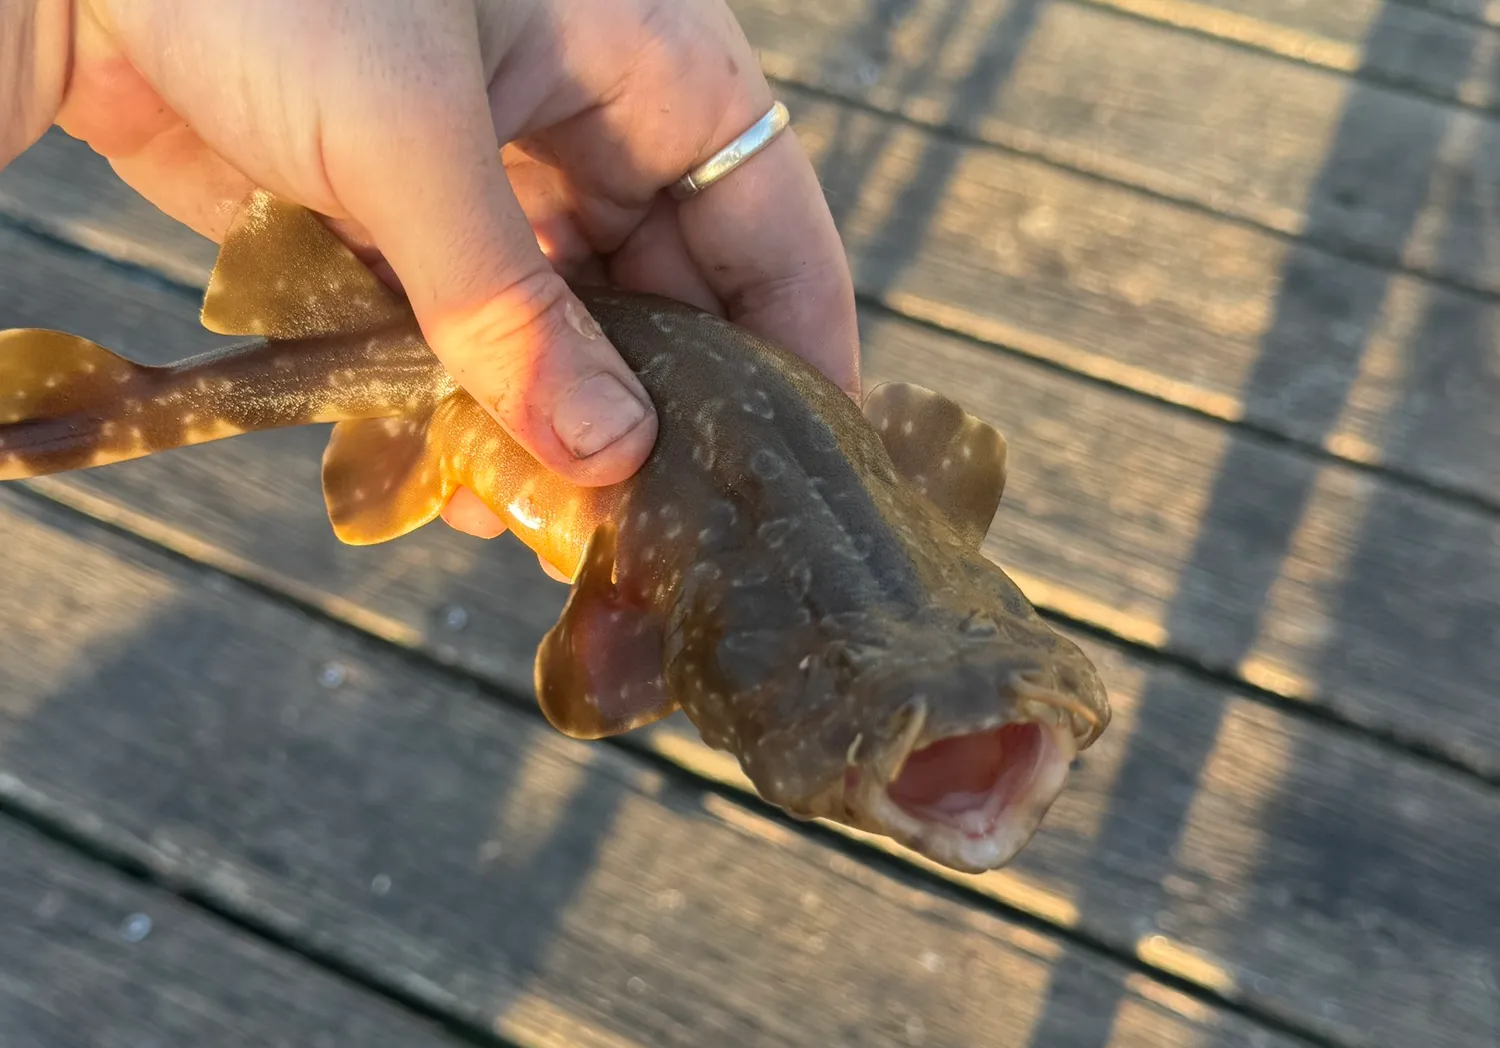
xmin=0 ymin=328 xmax=162 ymax=480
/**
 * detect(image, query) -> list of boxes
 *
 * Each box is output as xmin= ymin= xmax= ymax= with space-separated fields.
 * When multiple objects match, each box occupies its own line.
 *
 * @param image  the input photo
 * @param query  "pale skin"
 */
xmin=1 ymin=0 xmax=860 ymax=573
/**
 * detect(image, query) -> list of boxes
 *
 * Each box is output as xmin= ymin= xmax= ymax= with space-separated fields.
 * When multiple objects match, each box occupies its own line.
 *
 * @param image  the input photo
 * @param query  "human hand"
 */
xmin=14 ymin=0 xmax=859 ymax=547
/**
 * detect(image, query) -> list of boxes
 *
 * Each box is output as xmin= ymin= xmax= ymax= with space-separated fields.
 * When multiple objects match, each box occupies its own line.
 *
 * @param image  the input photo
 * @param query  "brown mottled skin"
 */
xmin=0 ymin=190 xmax=1109 ymax=873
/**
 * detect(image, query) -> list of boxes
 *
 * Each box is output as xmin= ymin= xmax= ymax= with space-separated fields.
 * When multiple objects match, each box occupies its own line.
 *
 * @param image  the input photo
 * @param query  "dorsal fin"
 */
xmin=863 ymin=381 xmax=1009 ymax=549
xmin=201 ymin=189 xmax=409 ymax=339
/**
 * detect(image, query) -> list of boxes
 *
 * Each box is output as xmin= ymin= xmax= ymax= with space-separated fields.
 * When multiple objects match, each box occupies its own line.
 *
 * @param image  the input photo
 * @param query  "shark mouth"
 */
xmin=852 ymin=718 xmax=1078 ymax=872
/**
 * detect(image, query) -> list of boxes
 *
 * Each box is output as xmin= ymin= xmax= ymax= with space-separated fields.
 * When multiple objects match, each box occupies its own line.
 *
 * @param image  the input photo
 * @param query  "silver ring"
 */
xmin=670 ymin=101 xmax=790 ymax=200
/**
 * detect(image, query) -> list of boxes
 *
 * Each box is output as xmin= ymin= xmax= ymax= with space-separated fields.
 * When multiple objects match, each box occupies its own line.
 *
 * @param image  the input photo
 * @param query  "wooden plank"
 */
xmin=1 ymin=211 xmax=1497 ymax=1048
xmin=796 ymin=84 xmax=1500 ymax=507
xmin=1090 ymin=0 xmax=1500 ymax=114
xmin=0 ymin=819 xmax=472 ymax=1048
xmin=1332 ymin=0 xmax=1500 ymax=32
xmin=1438 ymin=0 xmax=1500 ymax=30
xmin=10 ymin=80 xmax=1500 ymax=522
xmin=1 ymin=165 xmax=1495 ymax=778
xmin=1102 ymin=0 xmax=1399 ymax=63
xmin=735 ymin=0 xmax=1500 ymax=303
xmin=0 ymin=493 xmax=1294 ymax=1048
xmin=0 ymin=131 xmax=219 ymax=288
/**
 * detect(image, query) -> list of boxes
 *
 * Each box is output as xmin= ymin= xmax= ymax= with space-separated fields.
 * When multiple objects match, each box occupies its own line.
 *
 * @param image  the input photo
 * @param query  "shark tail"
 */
xmin=0 ymin=328 xmax=173 ymax=481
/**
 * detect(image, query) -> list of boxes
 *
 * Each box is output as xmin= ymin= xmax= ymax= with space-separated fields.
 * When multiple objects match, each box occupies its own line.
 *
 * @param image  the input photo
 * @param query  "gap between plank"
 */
xmin=19 ymin=438 xmax=1500 ymax=795
xmin=4 ymin=201 xmax=1498 ymax=541
xmin=771 ymin=74 xmax=1500 ymax=317
xmin=0 ymin=482 xmax=1337 ymax=1048
xmin=3 ymin=202 xmax=1497 ymax=784
xmin=0 ymin=476 xmax=1476 ymax=1048
xmin=0 ymin=777 xmax=518 ymax=1048
xmin=10 ymin=93 xmax=1500 ymax=519
xmin=852 ymin=291 xmax=1500 ymax=526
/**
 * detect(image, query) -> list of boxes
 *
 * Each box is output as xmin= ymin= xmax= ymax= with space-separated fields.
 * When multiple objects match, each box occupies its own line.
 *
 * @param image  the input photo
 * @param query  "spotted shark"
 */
xmin=0 ymin=189 xmax=1109 ymax=873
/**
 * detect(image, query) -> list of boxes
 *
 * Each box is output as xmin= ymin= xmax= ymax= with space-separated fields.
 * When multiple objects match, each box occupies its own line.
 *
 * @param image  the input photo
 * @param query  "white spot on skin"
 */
xmin=749 ymin=448 xmax=785 ymax=480
xmin=509 ymin=497 xmax=543 ymax=530
xmin=757 ymin=519 xmax=795 ymax=548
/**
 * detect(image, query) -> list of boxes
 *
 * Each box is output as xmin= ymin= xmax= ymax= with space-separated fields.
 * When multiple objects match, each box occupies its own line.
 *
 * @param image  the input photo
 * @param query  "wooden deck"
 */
xmin=2 ymin=2 xmax=1497 ymax=1045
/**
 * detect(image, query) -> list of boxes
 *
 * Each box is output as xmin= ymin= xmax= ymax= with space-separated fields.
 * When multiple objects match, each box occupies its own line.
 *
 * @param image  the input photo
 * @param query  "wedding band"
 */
xmin=670 ymin=101 xmax=790 ymax=200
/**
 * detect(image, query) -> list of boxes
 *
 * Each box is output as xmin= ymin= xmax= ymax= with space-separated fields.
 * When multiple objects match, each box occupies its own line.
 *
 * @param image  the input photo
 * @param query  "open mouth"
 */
xmin=849 ymin=718 xmax=1077 ymax=872
xmin=887 ymin=723 xmax=1050 ymax=837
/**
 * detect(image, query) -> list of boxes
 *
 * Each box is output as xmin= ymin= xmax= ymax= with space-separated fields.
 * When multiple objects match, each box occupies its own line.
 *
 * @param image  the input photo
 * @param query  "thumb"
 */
xmin=328 ymin=27 xmax=656 ymax=486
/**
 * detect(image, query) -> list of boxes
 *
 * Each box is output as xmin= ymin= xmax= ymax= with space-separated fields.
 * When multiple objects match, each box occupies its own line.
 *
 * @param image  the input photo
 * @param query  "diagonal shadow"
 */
xmin=1021 ymin=5 xmax=1487 ymax=1046
xmin=818 ymin=0 xmax=1047 ymax=301
xmin=1245 ymin=64 xmax=1500 ymax=1048
xmin=0 ymin=242 xmax=631 ymax=1031
xmin=0 ymin=497 xmax=631 ymax=1031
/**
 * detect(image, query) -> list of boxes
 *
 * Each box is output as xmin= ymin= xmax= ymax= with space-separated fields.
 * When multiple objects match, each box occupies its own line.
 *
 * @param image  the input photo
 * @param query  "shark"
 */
xmin=0 ymin=189 xmax=1109 ymax=873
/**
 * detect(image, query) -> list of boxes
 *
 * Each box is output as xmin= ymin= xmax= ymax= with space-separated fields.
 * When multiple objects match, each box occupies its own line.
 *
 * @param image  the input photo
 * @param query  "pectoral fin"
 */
xmin=535 ymin=521 xmax=676 ymax=739
xmin=201 ymin=189 xmax=409 ymax=339
xmin=863 ymin=381 xmax=1009 ymax=549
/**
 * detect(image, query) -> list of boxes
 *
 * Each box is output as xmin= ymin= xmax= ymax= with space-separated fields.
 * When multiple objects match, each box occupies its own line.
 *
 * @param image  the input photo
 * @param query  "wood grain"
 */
xmin=798 ymin=84 xmax=1500 ymax=508
xmin=1249 ymin=0 xmax=1500 ymax=34
xmin=1095 ymin=0 xmax=1500 ymax=112
xmin=0 ymin=215 xmax=1496 ymax=1047
xmin=0 ymin=820 xmax=472 ymax=1048
xmin=0 ymin=491 xmax=1294 ymax=1048
xmin=11 ymin=82 xmax=1500 ymax=520
xmin=1420 ymin=0 xmax=1500 ymax=30
xmin=1 ymin=172 xmax=1493 ymax=776
xmin=734 ymin=0 xmax=1500 ymax=299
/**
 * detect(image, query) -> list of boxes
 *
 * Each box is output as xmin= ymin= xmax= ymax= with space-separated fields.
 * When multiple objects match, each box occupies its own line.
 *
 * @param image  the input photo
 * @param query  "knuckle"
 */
xmin=441 ymin=268 xmax=573 ymax=367
xmin=482 ymin=267 xmax=574 ymax=343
